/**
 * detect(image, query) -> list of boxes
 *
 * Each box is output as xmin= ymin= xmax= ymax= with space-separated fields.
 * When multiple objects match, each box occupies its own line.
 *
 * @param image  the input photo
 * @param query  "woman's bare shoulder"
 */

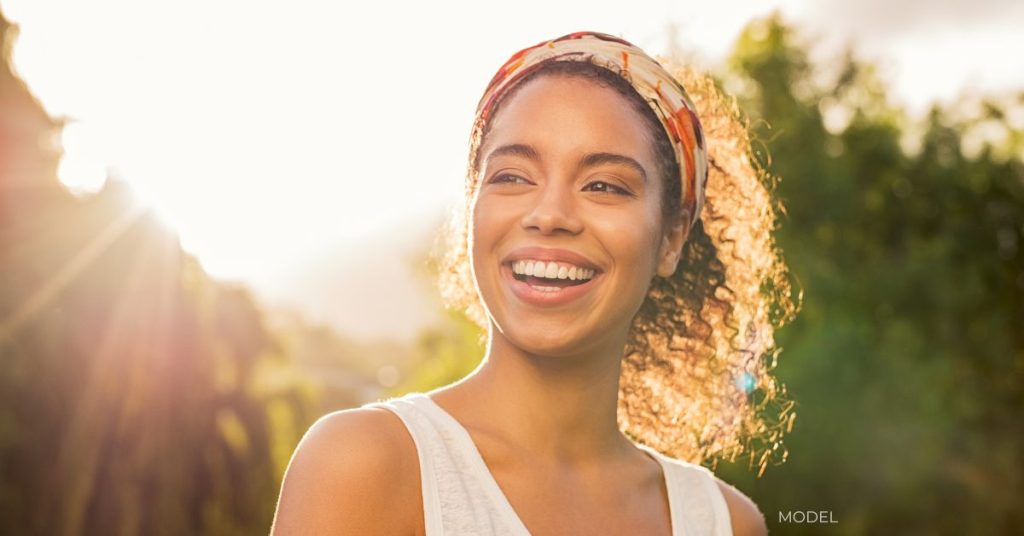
xmin=713 ymin=477 xmax=768 ymax=536
xmin=641 ymin=450 xmax=768 ymax=535
xmin=271 ymin=407 xmax=422 ymax=536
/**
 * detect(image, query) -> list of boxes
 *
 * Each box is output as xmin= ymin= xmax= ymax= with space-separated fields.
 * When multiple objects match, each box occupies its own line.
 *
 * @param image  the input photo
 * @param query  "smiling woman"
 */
xmin=272 ymin=31 xmax=797 ymax=536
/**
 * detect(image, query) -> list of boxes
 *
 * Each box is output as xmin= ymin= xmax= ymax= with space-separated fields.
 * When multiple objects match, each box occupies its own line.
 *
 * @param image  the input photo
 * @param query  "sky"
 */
xmin=3 ymin=0 xmax=1023 ymax=336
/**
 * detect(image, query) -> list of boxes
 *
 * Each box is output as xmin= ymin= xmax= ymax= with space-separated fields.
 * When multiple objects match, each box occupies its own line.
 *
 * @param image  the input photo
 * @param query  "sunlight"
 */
xmin=57 ymin=121 xmax=108 ymax=196
xmin=0 ymin=205 xmax=147 ymax=342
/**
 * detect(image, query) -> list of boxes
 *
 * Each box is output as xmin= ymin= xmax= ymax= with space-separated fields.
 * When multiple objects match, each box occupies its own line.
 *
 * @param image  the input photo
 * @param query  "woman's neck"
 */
xmin=431 ymin=325 xmax=635 ymax=465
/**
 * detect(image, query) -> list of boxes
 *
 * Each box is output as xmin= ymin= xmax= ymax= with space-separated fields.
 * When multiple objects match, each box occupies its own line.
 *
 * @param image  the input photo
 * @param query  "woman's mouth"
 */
xmin=502 ymin=259 xmax=602 ymax=306
xmin=510 ymin=259 xmax=594 ymax=290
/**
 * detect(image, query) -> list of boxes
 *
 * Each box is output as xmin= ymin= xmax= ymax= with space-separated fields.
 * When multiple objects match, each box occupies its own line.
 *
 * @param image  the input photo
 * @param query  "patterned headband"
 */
xmin=473 ymin=31 xmax=708 ymax=230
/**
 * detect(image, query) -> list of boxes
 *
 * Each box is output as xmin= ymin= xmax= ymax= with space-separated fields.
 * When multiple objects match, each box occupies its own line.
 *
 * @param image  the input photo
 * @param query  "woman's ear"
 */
xmin=656 ymin=211 xmax=689 ymax=278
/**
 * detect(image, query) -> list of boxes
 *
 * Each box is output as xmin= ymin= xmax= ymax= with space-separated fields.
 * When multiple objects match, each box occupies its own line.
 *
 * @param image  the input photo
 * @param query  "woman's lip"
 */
xmin=501 ymin=262 xmax=602 ymax=307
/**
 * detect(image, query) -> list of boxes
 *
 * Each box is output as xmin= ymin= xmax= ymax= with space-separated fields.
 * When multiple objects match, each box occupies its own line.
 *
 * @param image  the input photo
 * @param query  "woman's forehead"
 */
xmin=481 ymin=75 xmax=655 ymax=165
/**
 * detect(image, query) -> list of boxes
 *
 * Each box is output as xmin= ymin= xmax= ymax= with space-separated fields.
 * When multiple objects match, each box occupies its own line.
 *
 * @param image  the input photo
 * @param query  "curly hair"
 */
xmin=436 ymin=59 xmax=800 ymax=475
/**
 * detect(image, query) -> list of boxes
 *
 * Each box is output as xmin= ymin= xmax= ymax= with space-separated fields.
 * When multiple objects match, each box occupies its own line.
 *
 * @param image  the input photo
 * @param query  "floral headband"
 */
xmin=473 ymin=31 xmax=709 ymax=230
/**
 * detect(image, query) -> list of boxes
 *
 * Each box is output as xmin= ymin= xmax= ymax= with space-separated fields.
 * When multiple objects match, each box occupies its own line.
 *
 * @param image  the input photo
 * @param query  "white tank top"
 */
xmin=364 ymin=392 xmax=733 ymax=536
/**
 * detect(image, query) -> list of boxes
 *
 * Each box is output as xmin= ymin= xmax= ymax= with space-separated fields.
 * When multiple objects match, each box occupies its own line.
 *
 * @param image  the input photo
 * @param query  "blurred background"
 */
xmin=0 ymin=0 xmax=1021 ymax=534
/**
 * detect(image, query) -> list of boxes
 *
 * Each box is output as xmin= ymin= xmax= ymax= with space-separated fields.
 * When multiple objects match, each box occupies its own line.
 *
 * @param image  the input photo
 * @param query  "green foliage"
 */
xmin=0 ymin=12 xmax=325 ymax=534
xmin=715 ymin=12 xmax=1024 ymax=534
xmin=0 ymin=181 xmax=321 ymax=535
xmin=392 ymin=307 xmax=485 ymax=396
xmin=390 ymin=237 xmax=486 ymax=396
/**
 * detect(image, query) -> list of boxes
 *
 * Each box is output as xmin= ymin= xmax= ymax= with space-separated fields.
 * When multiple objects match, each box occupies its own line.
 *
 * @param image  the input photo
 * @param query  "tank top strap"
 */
xmin=637 ymin=444 xmax=734 ymax=536
xmin=363 ymin=392 xmax=530 ymax=535
xmin=363 ymin=394 xmax=447 ymax=535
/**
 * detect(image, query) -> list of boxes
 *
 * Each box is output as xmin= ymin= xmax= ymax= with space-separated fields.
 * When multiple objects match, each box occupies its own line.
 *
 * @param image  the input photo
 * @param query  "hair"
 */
xmin=436 ymin=59 xmax=800 ymax=474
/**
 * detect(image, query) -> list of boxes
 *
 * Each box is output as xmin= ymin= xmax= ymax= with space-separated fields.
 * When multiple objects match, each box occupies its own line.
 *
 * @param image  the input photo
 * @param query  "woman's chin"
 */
xmin=496 ymin=321 xmax=600 ymax=358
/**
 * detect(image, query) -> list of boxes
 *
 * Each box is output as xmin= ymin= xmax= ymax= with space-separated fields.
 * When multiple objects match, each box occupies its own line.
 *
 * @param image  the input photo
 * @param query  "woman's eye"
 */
xmin=583 ymin=180 xmax=631 ymax=196
xmin=490 ymin=173 xmax=530 ymax=185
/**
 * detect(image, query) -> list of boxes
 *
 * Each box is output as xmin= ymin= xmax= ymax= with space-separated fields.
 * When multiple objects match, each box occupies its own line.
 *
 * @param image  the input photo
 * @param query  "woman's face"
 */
xmin=470 ymin=74 xmax=687 ymax=357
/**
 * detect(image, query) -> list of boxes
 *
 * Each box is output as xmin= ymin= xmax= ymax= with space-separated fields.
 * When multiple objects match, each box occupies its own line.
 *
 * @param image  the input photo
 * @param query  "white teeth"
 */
xmin=510 ymin=259 xmax=597 ymax=281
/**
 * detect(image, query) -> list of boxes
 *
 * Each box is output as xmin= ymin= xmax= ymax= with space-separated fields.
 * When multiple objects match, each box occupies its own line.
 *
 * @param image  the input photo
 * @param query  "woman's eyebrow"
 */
xmin=484 ymin=143 xmax=540 ymax=165
xmin=578 ymin=152 xmax=647 ymax=183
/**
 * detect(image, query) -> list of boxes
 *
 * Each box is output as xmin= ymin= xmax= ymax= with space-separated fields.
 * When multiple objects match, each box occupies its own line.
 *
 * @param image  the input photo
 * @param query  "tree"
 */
xmin=718 ymin=12 xmax=1024 ymax=534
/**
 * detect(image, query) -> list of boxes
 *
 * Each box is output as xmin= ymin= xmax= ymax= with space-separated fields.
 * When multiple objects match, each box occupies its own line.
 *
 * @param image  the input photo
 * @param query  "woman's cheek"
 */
xmin=471 ymin=196 xmax=497 ymax=255
xmin=600 ymin=216 xmax=662 ymax=303
xmin=469 ymin=194 xmax=507 ymax=298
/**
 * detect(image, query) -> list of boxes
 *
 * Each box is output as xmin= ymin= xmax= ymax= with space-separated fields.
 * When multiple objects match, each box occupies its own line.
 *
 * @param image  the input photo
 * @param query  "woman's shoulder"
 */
xmin=711 ymin=476 xmax=768 ymax=536
xmin=294 ymin=407 xmax=419 ymax=475
xmin=271 ymin=407 xmax=422 ymax=535
xmin=652 ymin=454 xmax=767 ymax=536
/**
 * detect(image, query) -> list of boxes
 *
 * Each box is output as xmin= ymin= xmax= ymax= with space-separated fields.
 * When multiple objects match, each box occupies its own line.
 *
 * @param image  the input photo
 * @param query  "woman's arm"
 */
xmin=715 ymin=478 xmax=769 ymax=536
xmin=270 ymin=408 xmax=421 ymax=536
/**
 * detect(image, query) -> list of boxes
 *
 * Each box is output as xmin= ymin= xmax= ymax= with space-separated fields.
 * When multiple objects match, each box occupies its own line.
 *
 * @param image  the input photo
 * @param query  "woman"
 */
xmin=273 ymin=31 xmax=796 ymax=535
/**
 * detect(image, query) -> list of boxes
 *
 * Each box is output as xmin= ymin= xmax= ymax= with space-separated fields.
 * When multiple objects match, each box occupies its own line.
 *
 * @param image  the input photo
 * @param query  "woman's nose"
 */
xmin=520 ymin=181 xmax=583 ymax=235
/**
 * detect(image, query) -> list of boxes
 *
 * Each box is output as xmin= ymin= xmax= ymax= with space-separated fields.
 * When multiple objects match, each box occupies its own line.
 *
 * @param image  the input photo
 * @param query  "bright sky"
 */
xmin=5 ymin=0 xmax=1023 ymax=288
